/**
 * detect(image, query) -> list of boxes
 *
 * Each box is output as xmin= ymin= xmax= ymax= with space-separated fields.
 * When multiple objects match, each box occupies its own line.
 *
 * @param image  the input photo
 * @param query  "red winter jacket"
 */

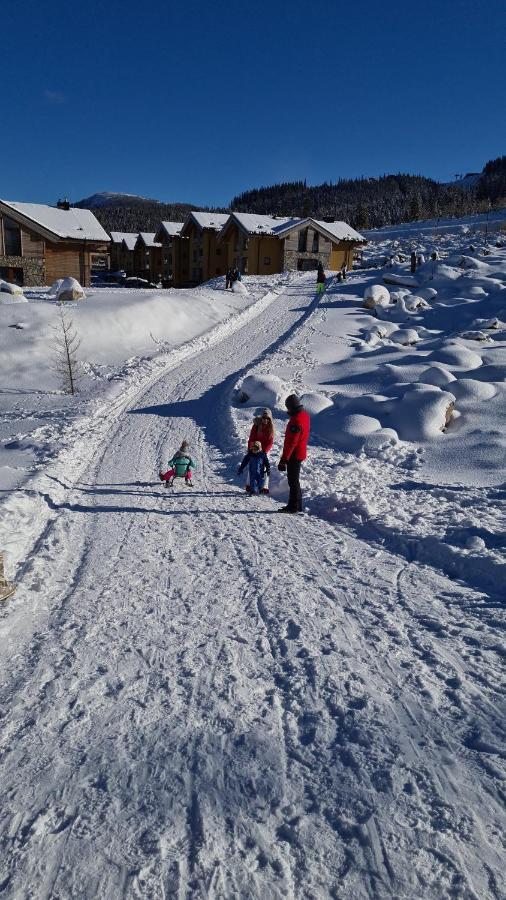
xmin=248 ymin=421 xmax=274 ymax=454
xmin=281 ymin=409 xmax=310 ymax=462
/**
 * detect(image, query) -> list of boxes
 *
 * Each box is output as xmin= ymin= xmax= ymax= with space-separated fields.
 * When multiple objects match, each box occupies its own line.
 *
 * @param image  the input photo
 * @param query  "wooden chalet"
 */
xmin=175 ymin=212 xmax=230 ymax=286
xmin=110 ymin=232 xmax=138 ymax=275
xmin=0 ymin=199 xmax=110 ymax=287
xmin=133 ymin=233 xmax=163 ymax=283
xmin=217 ymin=213 xmax=366 ymax=276
xmin=153 ymin=221 xmax=184 ymax=285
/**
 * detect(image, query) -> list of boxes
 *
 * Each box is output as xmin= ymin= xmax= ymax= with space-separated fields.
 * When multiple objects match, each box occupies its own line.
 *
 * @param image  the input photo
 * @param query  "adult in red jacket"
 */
xmin=277 ymin=394 xmax=310 ymax=513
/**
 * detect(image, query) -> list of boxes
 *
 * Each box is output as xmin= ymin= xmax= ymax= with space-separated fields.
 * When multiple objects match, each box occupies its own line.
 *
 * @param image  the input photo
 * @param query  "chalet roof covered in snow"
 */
xmin=274 ymin=217 xmax=366 ymax=243
xmin=137 ymin=232 xmax=162 ymax=248
xmin=0 ymin=200 xmax=110 ymax=242
xmin=189 ymin=212 xmax=230 ymax=232
xmin=110 ymin=231 xmax=139 ymax=250
xmin=156 ymin=221 xmax=184 ymax=239
xmin=229 ymin=213 xmax=303 ymax=236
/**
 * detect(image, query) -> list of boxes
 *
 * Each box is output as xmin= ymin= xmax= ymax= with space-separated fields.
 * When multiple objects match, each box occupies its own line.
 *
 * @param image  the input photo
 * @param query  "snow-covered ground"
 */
xmin=0 ymin=217 xmax=505 ymax=898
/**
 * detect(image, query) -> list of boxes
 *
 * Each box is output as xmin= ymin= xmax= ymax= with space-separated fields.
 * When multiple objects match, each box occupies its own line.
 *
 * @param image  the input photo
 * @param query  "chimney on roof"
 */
xmin=57 ymin=198 xmax=70 ymax=210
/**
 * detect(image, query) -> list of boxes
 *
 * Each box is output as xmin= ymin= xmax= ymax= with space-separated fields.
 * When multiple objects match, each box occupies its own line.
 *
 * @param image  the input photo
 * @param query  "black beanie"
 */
xmin=285 ymin=394 xmax=303 ymax=413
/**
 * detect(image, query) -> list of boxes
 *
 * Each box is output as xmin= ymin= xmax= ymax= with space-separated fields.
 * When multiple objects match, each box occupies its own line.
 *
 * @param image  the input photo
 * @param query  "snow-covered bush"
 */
xmin=237 ymin=374 xmax=286 ymax=407
xmin=51 ymin=277 xmax=85 ymax=302
xmin=460 ymin=330 xmax=492 ymax=342
xmin=363 ymin=284 xmax=390 ymax=309
xmin=313 ymin=408 xmax=382 ymax=452
xmin=429 ymin=341 xmax=482 ymax=371
xmin=449 ymin=379 xmax=496 ymax=405
xmin=386 ymin=384 xmax=455 ymax=441
xmin=0 ymin=280 xmax=24 ymax=297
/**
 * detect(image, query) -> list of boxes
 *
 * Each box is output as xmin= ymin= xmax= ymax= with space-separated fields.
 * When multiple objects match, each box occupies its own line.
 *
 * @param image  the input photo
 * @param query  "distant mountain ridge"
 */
xmin=74 ymin=155 xmax=505 ymax=233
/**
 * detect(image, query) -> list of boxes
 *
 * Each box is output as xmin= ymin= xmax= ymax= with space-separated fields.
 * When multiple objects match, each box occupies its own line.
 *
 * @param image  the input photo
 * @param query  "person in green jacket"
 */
xmin=159 ymin=441 xmax=195 ymax=487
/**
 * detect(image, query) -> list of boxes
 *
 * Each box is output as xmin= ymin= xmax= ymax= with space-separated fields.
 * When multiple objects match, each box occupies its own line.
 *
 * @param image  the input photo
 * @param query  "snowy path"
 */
xmin=0 ymin=276 xmax=503 ymax=899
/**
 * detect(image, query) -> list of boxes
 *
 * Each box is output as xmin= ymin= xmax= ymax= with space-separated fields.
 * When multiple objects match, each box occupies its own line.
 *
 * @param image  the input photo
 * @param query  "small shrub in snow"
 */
xmin=363 ymin=284 xmax=390 ymax=309
xmin=50 ymin=307 xmax=82 ymax=394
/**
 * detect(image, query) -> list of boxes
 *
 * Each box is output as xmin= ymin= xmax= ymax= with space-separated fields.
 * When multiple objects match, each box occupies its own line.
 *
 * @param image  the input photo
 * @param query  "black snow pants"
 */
xmin=287 ymin=457 xmax=302 ymax=511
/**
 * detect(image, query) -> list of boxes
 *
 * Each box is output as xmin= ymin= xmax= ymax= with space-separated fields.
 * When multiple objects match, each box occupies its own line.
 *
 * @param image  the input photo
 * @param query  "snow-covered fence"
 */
xmin=0 ymin=552 xmax=15 ymax=601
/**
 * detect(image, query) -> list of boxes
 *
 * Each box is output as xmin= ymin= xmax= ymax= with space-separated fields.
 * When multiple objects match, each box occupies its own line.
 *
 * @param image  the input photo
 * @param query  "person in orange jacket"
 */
xmin=277 ymin=394 xmax=310 ymax=513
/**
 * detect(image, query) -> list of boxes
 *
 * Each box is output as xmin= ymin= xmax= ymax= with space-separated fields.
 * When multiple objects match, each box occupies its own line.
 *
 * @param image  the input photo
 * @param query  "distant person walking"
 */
xmin=316 ymin=264 xmax=326 ymax=296
xmin=277 ymin=394 xmax=310 ymax=513
xmin=226 ymin=268 xmax=233 ymax=290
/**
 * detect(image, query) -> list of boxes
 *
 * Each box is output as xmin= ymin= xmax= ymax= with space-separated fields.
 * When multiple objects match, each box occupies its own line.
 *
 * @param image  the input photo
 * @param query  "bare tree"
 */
xmin=51 ymin=306 xmax=81 ymax=395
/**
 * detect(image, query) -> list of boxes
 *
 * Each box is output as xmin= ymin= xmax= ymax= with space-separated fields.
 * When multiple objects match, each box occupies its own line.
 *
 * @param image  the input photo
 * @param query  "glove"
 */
xmin=277 ymin=459 xmax=286 ymax=472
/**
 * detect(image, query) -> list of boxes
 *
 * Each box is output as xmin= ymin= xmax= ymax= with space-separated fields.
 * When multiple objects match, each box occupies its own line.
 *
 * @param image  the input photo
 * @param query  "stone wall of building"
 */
xmin=0 ymin=255 xmax=45 ymax=286
xmin=282 ymin=227 xmax=332 ymax=271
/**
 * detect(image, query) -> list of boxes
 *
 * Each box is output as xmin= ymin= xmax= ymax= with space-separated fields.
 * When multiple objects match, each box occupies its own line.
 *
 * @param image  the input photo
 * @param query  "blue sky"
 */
xmin=3 ymin=0 xmax=505 ymax=207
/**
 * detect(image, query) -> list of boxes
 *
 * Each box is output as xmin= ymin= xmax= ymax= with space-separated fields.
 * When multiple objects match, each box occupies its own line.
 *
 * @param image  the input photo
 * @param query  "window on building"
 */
xmin=312 ymin=232 xmax=319 ymax=252
xmin=298 ymin=229 xmax=308 ymax=252
xmin=263 ymin=256 xmax=271 ymax=265
xmin=4 ymin=218 xmax=22 ymax=256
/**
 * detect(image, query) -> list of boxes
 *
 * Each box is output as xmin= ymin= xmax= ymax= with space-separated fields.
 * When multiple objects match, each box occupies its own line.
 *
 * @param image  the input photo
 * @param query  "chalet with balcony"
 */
xmin=0 ymin=199 xmax=110 ymax=287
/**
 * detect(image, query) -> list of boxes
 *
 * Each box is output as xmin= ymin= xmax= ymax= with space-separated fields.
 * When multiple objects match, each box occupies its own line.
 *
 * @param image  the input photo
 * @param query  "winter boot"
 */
xmin=185 ymin=479 xmax=193 ymax=487
xmin=245 ymin=484 xmax=253 ymax=493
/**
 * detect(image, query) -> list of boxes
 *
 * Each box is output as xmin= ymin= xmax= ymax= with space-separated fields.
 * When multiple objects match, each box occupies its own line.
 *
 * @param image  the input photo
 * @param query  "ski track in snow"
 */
xmin=0 ymin=274 xmax=504 ymax=899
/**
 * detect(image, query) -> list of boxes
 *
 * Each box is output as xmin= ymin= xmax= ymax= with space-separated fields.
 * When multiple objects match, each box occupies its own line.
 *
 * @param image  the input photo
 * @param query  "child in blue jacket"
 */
xmin=237 ymin=441 xmax=270 ymax=495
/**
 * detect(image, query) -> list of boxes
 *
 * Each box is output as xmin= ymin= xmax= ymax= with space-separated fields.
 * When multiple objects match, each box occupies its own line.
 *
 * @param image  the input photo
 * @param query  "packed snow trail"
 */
xmin=0 ymin=275 xmax=503 ymax=899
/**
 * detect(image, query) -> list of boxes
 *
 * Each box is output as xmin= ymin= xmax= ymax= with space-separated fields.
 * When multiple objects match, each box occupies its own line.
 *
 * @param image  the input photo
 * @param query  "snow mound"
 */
xmin=0 ymin=290 xmax=27 ymax=305
xmin=404 ymin=295 xmax=430 ymax=311
xmin=449 ymin=379 xmax=497 ymax=404
xmin=383 ymin=273 xmax=419 ymax=287
xmin=461 ymin=330 xmax=493 ymax=342
xmin=232 ymin=280 xmax=248 ymax=295
xmin=418 ymin=365 xmax=456 ymax=387
xmin=299 ymin=391 xmax=333 ymax=415
xmin=363 ymin=284 xmax=390 ymax=308
xmin=387 ymin=384 xmax=455 ymax=441
xmin=51 ymin=277 xmax=86 ymax=301
xmin=0 ymin=280 xmax=25 ymax=298
xmin=237 ymin=374 xmax=286 ymax=407
xmin=389 ymin=328 xmax=420 ymax=346
xmin=416 ymin=287 xmax=438 ymax=301
xmin=475 ymin=317 xmax=504 ymax=330
xmin=363 ymin=427 xmax=399 ymax=450
xmin=429 ymin=341 xmax=483 ymax=371
xmin=313 ymin=409 xmax=382 ymax=451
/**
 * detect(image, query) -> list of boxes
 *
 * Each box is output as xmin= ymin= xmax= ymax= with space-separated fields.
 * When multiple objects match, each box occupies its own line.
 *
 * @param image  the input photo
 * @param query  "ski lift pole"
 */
xmin=0 ymin=551 xmax=15 ymax=601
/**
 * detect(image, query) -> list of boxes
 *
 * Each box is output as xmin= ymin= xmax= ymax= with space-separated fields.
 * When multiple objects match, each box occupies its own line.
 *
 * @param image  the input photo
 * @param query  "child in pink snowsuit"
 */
xmin=159 ymin=441 xmax=195 ymax=486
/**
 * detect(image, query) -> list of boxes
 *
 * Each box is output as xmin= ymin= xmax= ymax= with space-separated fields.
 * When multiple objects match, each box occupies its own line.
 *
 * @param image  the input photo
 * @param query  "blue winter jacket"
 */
xmin=238 ymin=450 xmax=270 ymax=481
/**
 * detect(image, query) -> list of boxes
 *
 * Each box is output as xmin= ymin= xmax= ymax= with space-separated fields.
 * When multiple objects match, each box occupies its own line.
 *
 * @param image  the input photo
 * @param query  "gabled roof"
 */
xmin=0 ymin=199 xmax=110 ymax=242
xmin=136 ymin=232 xmax=162 ymax=249
xmin=154 ymin=221 xmax=184 ymax=242
xmin=110 ymin=231 xmax=139 ymax=249
xmin=225 ymin=212 xmax=303 ymax=237
xmin=275 ymin=217 xmax=366 ymax=243
xmin=181 ymin=211 xmax=230 ymax=236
